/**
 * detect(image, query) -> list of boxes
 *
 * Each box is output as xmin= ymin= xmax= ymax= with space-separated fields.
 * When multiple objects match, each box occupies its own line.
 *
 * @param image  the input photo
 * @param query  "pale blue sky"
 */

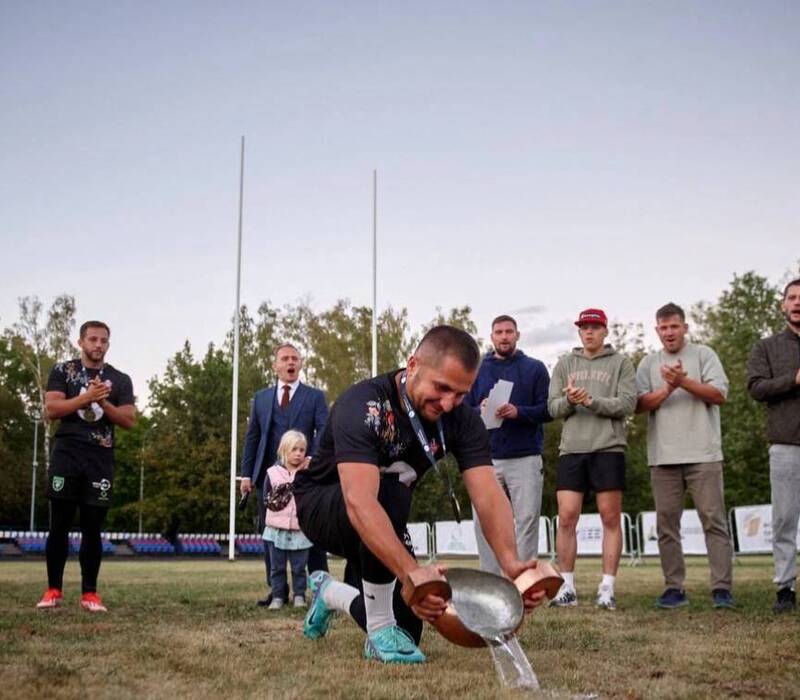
xmin=2 ymin=2 xmax=798 ymax=405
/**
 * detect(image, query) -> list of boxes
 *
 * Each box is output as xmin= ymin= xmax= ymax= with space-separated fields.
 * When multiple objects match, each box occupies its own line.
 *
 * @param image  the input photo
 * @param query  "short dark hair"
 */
xmin=655 ymin=303 xmax=685 ymax=323
xmin=783 ymin=278 xmax=800 ymax=298
xmin=491 ymin=314 xmax=517 ymax=330
xmin=415 ymin=325 xmax=480 ymax=372
xmin=274 ymin=343 xmax=300 ymax=358
xmin=79 ymin=321 xmax=110 ymax=338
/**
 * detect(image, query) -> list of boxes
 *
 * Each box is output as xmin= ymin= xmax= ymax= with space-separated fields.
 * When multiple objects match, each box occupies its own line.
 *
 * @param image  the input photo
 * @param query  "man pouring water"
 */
xmin=293 ymin=325 xmax=546 ymax=664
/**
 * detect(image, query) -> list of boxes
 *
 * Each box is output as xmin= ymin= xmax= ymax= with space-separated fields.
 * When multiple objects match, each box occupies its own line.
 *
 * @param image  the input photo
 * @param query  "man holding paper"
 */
xmin=465 ymin=314 xmax=552 ymax=574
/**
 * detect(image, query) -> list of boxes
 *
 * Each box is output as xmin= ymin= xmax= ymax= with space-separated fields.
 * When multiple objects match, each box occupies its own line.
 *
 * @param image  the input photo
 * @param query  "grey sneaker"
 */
xmin=596 ymin=584 xmax=616 ymax=610
xmin=550 ymin=583 xmax=578 ymax=607
xmin=293 ymin=595 xmax=307 ymax=609
xmin=267 ymin=598 xmax=284 ymax=610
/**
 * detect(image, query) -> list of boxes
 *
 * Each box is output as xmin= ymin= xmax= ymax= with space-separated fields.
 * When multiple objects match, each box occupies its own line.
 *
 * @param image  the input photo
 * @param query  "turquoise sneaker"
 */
xmin=303 ymin=571 xmax=334 ymax=640
xmin=364 ymin=625 xmax=426 ymax=664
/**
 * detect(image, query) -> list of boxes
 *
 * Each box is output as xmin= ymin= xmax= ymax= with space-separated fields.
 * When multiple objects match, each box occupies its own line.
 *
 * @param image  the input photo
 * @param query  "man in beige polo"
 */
xmin=636 ymin=302 xmax=734 ymax=609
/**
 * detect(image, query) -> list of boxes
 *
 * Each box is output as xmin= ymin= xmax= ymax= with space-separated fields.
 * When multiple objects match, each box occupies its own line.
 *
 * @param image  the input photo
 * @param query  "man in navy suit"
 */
xmin=240 ymin=343 xmax=328 ymax=605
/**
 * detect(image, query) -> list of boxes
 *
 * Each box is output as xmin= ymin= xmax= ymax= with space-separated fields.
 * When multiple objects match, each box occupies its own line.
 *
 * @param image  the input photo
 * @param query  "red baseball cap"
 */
xmin=575 ymin=308 xmax=608 ymax=327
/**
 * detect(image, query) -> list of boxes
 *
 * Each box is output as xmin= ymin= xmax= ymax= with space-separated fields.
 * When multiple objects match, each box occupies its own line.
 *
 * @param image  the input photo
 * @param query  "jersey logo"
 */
xmin=52 ymin=476 xmax=65 ymax=492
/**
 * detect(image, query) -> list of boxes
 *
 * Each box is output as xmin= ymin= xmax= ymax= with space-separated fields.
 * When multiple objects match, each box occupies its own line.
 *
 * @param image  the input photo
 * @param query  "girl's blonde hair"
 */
xmin=277 ymin=430 xmax=308 ymax=466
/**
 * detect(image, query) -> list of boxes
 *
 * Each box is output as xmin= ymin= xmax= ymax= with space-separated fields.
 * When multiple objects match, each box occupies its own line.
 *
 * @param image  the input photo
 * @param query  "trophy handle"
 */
xmin=514 ymin=561 xmax=564 ymax=600
xmin=401 ymin=566 xmax=452 ymax=607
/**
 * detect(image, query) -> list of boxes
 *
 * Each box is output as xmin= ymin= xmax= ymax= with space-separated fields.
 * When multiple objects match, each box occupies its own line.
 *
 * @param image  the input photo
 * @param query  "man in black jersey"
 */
xmin=294 ymin=325 xmax=545 ymax=664
xmin=36 ymin=321 xmax=135 ymax=613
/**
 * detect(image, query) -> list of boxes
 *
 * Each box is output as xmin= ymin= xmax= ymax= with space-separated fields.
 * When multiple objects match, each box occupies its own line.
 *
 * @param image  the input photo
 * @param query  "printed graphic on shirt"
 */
xmin=47 ymin=359 xmax=134 ymax=449
xmin=364 ymin=399 xmax=405 ymax=458
xmin=568 ymin=368 xmax=612 ymax=385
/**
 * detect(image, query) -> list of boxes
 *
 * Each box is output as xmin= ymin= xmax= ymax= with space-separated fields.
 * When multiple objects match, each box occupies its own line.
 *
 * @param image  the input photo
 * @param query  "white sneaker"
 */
xmin=293 ymin=595 xmax=307 ymax=608
xmin=596 ymin=584 xmax=616 ymax=610
xmin=267 ymin=598 xmax=284 ymax=610
xmin=550 ymin=583 xmax=578 ymax=607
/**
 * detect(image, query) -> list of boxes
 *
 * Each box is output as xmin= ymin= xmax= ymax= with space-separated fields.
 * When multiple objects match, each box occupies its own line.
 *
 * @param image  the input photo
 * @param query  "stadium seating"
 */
xmin=177 ymin=535 xmax=222 ymax=555
xmin=128 ymin=535 xmax=176 ymax=555
xmin=235 ymin=534 xmax=264 ymax=555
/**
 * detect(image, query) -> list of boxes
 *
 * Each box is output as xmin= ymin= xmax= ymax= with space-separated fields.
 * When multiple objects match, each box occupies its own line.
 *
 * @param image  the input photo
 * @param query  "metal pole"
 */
xmin=229 ymin=136 xmax=245 ymax=561
xmin=371 ymin=169 xmax=378 ymax=377
xmin=29 ymin=419 xmax=39 ymax=532
xmin=138 ymin=445 xmax=144 ymax=535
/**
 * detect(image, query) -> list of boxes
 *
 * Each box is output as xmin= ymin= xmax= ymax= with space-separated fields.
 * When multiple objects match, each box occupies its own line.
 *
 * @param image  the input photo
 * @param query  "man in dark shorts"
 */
xmin=36 ymin=321 xmax=135 ymax=612
xmin=294 ymin=325 xmax=546 ymax=664
xmin=547 ymin=309 xmax=636 ymax=610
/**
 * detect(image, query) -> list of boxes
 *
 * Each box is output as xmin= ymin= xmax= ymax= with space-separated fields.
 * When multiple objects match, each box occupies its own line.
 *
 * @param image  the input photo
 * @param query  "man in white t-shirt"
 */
xmin=636 ymin=303 xmax=735 ymax=610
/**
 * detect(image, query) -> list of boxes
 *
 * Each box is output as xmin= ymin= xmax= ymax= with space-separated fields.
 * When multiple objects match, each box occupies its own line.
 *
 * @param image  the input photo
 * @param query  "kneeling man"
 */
xmin=293 ymin=325 xmax=545 ymax=664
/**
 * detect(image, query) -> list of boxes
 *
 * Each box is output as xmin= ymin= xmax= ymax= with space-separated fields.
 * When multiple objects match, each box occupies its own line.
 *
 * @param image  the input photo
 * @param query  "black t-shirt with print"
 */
xmin=47 ymin=359 xmax=135 ymax=450
xmin=294 ymin=370 xmax=491 ymax=493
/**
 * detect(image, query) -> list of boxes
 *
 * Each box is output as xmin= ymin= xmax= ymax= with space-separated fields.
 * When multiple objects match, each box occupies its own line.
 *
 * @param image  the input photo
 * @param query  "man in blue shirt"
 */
xmin=466 ymin=315 xmax=551 ymax=573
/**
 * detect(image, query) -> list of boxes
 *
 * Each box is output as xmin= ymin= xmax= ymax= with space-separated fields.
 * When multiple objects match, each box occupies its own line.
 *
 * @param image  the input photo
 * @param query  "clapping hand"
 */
xmin=661 ymin=359 xmax=687 ymax=388
xmin=564 ymin=379 xmax=591 ymax=406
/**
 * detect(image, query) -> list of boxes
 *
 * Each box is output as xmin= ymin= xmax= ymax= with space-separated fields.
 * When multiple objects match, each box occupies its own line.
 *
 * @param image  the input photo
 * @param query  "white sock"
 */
xmin=601 ymin=574 xmax=615 ymax=590
xmin=363 ymin=579 xmax=397 ymax=633
xmin=322 ymin=580 xmax=359 ymax=614
xmin=562 ymin=572 xmax=575 ymax=590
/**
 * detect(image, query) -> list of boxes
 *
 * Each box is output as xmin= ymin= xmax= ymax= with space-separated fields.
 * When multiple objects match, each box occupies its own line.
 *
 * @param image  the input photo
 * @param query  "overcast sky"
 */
xmin=2 ymin=1 xmax=797 ymax=407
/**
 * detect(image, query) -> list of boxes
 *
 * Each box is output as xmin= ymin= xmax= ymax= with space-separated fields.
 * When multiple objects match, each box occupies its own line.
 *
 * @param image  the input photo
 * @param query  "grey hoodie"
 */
xmin=547 ymin=345 xmax=637 ymax=455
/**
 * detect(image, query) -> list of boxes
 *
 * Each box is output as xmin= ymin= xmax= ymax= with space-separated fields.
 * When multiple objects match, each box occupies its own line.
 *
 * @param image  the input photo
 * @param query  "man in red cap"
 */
xmin=547 ymin=308 xmax=636 ymax=610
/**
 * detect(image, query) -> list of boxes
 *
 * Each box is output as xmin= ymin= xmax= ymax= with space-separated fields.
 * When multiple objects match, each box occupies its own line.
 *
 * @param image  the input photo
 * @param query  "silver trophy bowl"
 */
xmin=445 ymin=568 xmax=524 ymax=641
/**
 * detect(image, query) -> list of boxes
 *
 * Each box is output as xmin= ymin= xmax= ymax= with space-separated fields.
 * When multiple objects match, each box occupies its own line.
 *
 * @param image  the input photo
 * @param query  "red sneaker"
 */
xmin=80 ymin=592 xmax=108 ymax=612
xmin=36 ymin=588 xmax=63 ymax=609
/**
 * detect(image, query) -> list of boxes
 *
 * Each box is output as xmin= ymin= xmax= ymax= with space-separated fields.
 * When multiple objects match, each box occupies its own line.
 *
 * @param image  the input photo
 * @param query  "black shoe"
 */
xmin=656 ymin=588 xmax=689 ymax=609
xmin=257 ymin=593 xmax=274 ymax=607
xmin=712 ymin=589 xmax=736 ymax=609
xmin=773 ymin=587 xmax=796 ymax=613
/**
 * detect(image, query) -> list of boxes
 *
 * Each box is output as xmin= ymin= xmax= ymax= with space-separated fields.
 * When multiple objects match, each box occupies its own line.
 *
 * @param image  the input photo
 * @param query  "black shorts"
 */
xmin=556 ymin=452 xmax=626 ymax=494
xmin=46 ymin=441 xmax=114 ymax=507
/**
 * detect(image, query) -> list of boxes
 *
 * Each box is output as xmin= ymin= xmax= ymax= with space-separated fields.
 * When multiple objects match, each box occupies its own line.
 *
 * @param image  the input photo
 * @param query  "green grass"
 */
xmin=1 ymin=556 xmax=798 ymax=699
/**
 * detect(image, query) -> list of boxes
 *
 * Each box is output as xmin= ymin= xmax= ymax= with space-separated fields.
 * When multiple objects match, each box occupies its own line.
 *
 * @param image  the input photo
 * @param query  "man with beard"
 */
xmin=36 ymin=321 xmax=135 ymax=612
xmin=636 ymin=303 xmax=734 ymax=610
xmin=747 ymin=278 xmax=800 ymax=613
xmin=240 ymin=343 xmax=328 ymax=608
xmin=465 ymin=315 xmax=551 ymax=573
xmin=294 ymin=325 xmax=546 ymax=664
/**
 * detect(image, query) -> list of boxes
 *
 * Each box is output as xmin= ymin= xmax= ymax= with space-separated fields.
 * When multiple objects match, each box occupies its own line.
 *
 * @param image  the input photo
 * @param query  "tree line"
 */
xmin=0 ymin=269 xmax=792 ymax=534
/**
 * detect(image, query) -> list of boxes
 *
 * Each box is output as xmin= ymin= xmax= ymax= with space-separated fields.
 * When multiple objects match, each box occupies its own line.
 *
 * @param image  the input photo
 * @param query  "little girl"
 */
xmin=263 ymin=430 xmax=313 ymax=610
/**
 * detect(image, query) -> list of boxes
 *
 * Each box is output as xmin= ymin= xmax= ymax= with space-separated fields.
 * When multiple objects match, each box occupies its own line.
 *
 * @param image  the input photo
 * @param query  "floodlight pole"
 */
xmin=29 ymin=418 xmax=39 ymax=532
xmin=371 ymin=169 xmax=378 ymax=377
xmin=228 ymin=136 xmax=245 ymax=561
xmin=138 ymin=439 xmax=145 ymax=535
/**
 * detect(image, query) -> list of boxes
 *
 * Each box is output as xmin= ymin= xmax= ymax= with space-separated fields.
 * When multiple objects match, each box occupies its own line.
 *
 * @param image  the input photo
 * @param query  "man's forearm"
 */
xmin=46 ymin=395 xmax=91 ymax=420
xmin=101 ymin=402 xmax=136 ymax=429
xmin=476 ymin=494 xmax=518 ymax=574
xmin=679 ymin=378 xmax=725 ymax=405
xmin=636 ymin=386 xmax=672 ymax=413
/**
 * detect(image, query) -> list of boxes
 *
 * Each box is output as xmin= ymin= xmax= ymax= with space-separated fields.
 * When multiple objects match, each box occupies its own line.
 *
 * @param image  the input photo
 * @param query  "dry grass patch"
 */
xmin=0 ymin=556 xmax=798 ymax=699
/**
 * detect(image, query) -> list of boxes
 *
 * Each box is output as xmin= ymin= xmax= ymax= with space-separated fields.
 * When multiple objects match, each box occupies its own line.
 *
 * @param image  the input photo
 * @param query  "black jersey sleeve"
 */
xmin=331 ymin=383 xmax=386 ymax=466
xmin=46 ymin=363 xmax=68 ymax=394
xmin=448 ymin=404 xmax=493 ymax=471
xmin=115 ymin=372 xmax=135 ymax=407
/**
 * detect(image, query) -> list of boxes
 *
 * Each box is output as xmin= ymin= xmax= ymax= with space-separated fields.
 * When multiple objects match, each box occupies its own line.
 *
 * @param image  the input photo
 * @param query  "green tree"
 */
xmin=0 ymin=335 xmax=43 ymax=527
xmin=142 ymin=342 xmax=237 ymax=533
xmin=10 ymin=294 xmax=77 ymax=471
xmin=692 ymin=271 xmax=785 ymax=507
xmin=410 ymin=306 xmax=480 ymax=523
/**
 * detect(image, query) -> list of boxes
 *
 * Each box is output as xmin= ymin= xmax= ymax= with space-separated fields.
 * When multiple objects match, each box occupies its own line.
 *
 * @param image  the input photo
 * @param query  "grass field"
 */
xmin=1 ymin=556 xmax=798 ymax=699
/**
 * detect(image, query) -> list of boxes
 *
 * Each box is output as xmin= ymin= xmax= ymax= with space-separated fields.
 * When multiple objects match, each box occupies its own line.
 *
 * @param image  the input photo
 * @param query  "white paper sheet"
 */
xmin=482 ymin=379 xmax=514 ymax=429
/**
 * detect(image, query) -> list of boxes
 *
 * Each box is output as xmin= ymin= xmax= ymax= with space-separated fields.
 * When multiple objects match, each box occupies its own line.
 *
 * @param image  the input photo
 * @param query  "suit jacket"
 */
xmin=240 ymin=382 xmax=328 ymax=491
